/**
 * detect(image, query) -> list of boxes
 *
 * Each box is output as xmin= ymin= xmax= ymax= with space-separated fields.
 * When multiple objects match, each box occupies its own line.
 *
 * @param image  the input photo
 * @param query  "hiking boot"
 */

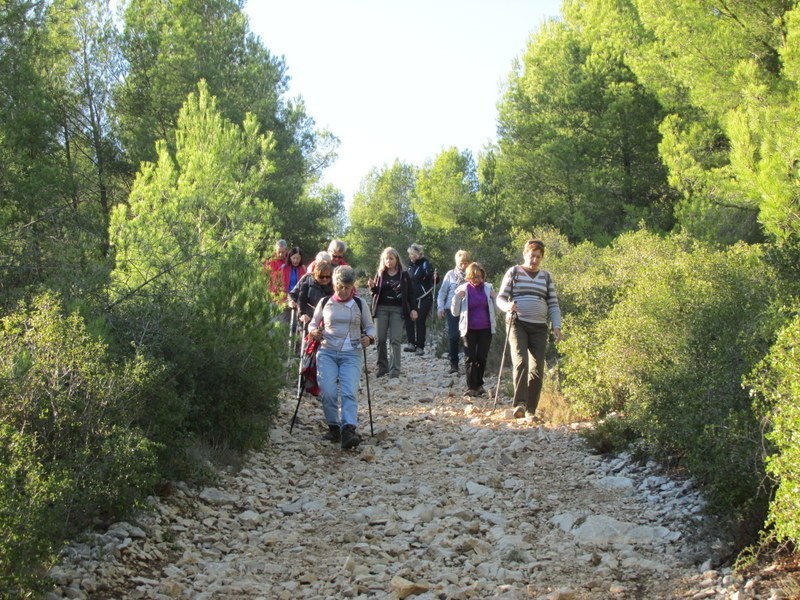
xmin=512 ymin=405 xmax=526 ymax=419
xmin=403 ymin=344 xmax=416 ymax=352
xmin=340 ymin=425 xmax=361 ymax=450
xmin=464 ymin=388 xmax=476 ymax=397
xmin=322 ymin=424 xmax=340 ymax=443
xmin=525 ymin=411 xmax=543 ymax=424
xmin=449 ymin=362 xmax=459 ymax=374
xmin=476 ymin=386 xmax=486 ymax=396
xmin=376 ymin=368 xmax=387 ymax=378
xmin=415 ymin=347 xmax=425 ymax=356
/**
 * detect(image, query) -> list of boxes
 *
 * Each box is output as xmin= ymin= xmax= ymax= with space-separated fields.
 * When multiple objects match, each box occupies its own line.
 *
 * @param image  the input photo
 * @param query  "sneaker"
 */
xmin=340 ymin=425 xmax=361 ymax=450
xmin=388 ymin=372 xmax=399 ymax=379
xmin=376 ymin=369 xmax=387 ymax=378
xmin=512 ymin=405 xmax=526 ymax=419
xmin=403 ymin=344 xmax=416 ymax=352
xmin=322 ymin=425 xmax=340 ymax=443
xmin=415 ymin=347 xmax=425 ymax=356
xmin=449 ymin=363 xmax=459 ymax=374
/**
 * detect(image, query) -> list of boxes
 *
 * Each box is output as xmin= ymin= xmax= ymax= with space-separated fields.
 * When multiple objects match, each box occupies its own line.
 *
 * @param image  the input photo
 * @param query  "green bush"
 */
xmin=0 ymin=292 xmax=159 ymax=595
xmin=555 ymin=230 xmax=684 ymax=416
xmin=111 ymin=251 xmax=285 ymax=456
xmin=558 ymin=232 xmax=781 ymax=522
xmin=748 ymin=312 xmax=800 ymax=545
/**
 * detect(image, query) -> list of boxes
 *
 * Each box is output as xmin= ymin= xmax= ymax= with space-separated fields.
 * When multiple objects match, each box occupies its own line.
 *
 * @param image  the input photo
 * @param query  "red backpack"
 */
xmin=300 ymin=335 xmax=321 ymax=396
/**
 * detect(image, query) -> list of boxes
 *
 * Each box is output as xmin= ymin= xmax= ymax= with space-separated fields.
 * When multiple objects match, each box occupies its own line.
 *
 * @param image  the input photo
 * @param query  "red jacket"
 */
xmin=264 ymin=258 xmax=285 ymax=296
xmin=282 ymin=264 xmax=307 ymax=294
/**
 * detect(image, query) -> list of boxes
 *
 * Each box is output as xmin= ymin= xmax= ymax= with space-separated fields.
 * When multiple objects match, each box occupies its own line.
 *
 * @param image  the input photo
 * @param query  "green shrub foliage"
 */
xmin=748 ymin=313 xmax=800 ymax=545
xmin=558 ymin=231 xmax=780 ymax=520
xmin=0 ymin=292 xmax=159 ymax=594
xmin=109 ymin=82 xmax=285 ymax=454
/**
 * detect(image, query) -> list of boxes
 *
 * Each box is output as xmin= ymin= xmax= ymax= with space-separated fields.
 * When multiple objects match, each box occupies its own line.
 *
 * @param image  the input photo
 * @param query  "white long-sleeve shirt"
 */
xmin=311 ymin=297 xmax=375 ymax=351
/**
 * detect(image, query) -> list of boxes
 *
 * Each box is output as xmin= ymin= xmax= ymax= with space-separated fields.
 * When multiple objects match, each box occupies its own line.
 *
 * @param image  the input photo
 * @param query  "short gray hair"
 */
xmin=315 ymin=251 xmax=331 ymax=262
xmin=408 ymin=243 xmax=424 ymax=255
xmin=328 ymin=239 xmax=346 ymax=255
xmin=333 ymin=265 xmax=356 ymax=287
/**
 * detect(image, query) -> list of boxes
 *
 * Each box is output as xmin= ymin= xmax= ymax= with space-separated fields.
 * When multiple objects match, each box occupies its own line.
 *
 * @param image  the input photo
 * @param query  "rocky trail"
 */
xmin=48 ymin=346 xmax=784 ymax=599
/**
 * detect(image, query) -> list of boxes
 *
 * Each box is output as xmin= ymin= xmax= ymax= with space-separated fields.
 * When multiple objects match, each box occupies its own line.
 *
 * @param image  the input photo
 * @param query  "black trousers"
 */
xmin=464 ymin=328 xmax=492 ymax=390
xmin=405 ymin=294 xmax=433 ymax=349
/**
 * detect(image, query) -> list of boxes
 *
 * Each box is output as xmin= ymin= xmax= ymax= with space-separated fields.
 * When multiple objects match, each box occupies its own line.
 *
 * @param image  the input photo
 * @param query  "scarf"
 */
xmin=333 ymin=287 xmax=356 ymax=303
xmin=455 ymin=268 xmax=466 ymax=286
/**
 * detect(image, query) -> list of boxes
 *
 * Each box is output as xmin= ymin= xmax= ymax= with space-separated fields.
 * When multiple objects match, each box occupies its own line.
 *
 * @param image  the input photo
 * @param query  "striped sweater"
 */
xmin=496 ymin=266 xmax=561 ymax=329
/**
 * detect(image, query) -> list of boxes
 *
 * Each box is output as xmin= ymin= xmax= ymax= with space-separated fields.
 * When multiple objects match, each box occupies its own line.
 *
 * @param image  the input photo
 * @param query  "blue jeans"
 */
xmin=446 ymin=309 xmax=460 ymax=365
xmin=317 ymin=347 xmax=363 ymax=428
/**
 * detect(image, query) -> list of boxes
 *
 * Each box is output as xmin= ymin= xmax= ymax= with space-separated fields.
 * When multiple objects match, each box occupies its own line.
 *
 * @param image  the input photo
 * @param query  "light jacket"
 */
xmin=451 ymin=282 xmax=497 ymax=336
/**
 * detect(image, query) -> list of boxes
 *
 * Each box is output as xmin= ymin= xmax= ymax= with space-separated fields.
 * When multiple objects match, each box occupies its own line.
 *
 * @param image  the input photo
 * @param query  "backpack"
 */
xmin=317 ymin=294 xmax=365 ymax=317
xmin=300 ymin=336 xmax=321 ymax=396
xmin=509 ymin=265 xmax=551 ymax=302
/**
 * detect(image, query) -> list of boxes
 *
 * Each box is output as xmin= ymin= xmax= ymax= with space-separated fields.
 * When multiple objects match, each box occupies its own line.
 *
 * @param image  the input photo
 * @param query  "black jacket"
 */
xmin=406 ymin=257 xmax=435 ymax=306
xmin=369 ymin=270 xmax=416 ymax=319
xmin=290 ymin=273 xmax=334 ymax=320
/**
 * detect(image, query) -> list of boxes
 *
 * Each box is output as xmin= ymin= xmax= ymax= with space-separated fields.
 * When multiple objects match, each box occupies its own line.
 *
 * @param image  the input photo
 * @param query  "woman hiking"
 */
xmin=437 ymin=250 xmax=470 ymax=374
xmin=404 ymin=243 xmax=436 ymax=356
xmin=368 ymin=247 xmax=417 ymax=379
xmin=496 ymin=239 xmax=562 ymax=421
xmin=451 ymin=262 xmax=497 ymax=397
xmin=308 ymin=266 xmax=375 ymax=449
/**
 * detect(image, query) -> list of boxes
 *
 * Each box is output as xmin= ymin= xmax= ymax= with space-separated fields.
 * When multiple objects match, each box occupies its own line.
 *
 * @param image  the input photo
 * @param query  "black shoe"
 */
xmin=376 ymin=369 xmax=387 ymax=378
xmin=403 ymin=344 xmax=416 ymax=352
xmin=322 ymin=425 xmax=340 ymax=443
xmin=341 ymin=425 xmax=361 ymax=450
xmin=512 ymin=405 xmax=526 ymax=419
xmin=449 ymin=362 xmax=459 ymax=374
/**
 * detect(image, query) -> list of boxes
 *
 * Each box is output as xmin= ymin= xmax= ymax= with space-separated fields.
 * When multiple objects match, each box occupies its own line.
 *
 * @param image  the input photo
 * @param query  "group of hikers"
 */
xmin=263 ymin=238 xmax=562 ymax=450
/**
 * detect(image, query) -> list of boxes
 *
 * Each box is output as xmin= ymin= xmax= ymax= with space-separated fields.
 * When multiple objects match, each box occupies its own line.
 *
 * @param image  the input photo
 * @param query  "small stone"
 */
xmin=389 ymin=575 xmax=430 ymax=598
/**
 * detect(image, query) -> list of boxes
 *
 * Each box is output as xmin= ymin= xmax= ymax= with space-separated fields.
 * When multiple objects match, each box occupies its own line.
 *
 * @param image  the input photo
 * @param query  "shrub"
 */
xmin=748 ymin=312 xmax=800 ymax=545
xmin=110 ymin=251 xmax=285 ymax=456
xmin=555 ymin=229 xmax=684 ymax=416
xmin=0 ymin=292 xmax=159 ymax=595
xmin=558 ymin=232 xmax=781 ymax=523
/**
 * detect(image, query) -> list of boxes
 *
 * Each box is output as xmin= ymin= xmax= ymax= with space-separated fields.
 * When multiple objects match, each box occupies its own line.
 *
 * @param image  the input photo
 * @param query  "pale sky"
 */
xmin=244 ymin=1 xmax=563 ymax=204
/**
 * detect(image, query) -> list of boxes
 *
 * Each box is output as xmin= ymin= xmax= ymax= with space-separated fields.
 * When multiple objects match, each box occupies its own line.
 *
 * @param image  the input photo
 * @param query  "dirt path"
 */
xmin=49 ymin=347 xmax=767 ymax=599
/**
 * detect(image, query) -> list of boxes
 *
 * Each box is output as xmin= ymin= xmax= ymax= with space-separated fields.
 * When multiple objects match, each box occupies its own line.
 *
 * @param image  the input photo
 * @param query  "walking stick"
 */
xmin=492 ymin=311 xmax=517 ymax=412
xmin=431 ymin=269 xmax=438 ymax=338
xmin=285 ymin=307 xmax=297 ymax=382
xmin=289 ymin=333 xmax=308 ymax=433
xmin=362 ymin=344 xmax=374 ymax=436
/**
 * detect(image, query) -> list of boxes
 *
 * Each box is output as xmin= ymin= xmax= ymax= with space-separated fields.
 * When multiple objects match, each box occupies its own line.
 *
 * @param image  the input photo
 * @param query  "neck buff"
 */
xmin=333 ymin=287 xmax=355 ymax=302
xmin=455 ymin=269 xmax=466 ymax=286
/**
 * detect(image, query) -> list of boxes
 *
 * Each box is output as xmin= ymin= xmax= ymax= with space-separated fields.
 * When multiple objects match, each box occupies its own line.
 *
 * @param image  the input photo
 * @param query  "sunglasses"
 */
xmin=318 ymin=275 xmax=332 ymax=280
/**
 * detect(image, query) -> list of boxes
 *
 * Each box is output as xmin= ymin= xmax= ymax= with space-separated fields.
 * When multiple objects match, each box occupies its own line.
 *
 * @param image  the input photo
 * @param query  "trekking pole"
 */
xmin=289 ymin=333 xmax=308 ymax=433
xmin=431 ymin=269 xmax=438 ymax=341
xmin=492 ymin=311 xmax=517 ymax=412
xmin=286 ymin=307 xmax=298 ymax=381
xmin=362 ymin=344 xmax=374 ymax=436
